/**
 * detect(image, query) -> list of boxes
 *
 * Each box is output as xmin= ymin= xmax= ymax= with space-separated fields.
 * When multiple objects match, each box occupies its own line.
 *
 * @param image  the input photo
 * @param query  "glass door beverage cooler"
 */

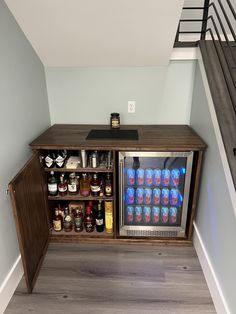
xmin=118 ymin=152 xmax=193 ymax=238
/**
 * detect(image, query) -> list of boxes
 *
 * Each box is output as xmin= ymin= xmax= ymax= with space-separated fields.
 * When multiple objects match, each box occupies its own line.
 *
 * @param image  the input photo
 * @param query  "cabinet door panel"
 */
xmin=9 ymin=152 xmax=50 ymax=293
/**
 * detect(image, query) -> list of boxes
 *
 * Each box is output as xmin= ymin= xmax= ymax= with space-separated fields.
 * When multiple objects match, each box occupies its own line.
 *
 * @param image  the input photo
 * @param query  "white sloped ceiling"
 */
xmin=5 ymin=0 xmax=184 ymax=66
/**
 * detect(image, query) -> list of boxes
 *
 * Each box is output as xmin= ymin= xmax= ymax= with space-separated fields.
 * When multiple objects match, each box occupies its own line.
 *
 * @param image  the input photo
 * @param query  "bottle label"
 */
xmin=105 ymin=185 xmax=112 ymax=195
xmin=45 ymin=156 xmax=54 ymax=167
xmin=105 ymin=212 xmax=113 ymax=233
xmin=48 ymin=183 xmax=57 ymax=192
xmin=91 ymin=185 xmax=100 ymax=192
xmin=65 ymin=215 xmax=72 ymax=222
xmin=56 ymin=155 xmax=64 ymax=167
xmin=96 ymin=218 xmax=104 ymax=226
xmin=59 ymin=185 xmax=67 ymax=193
xmin=85 ymin=222 xmax=93 ymax=232
xmin=53 ymin=220 xmax=61 ymax=231
xmin=68 ymin=184 xmax=77 ymax=192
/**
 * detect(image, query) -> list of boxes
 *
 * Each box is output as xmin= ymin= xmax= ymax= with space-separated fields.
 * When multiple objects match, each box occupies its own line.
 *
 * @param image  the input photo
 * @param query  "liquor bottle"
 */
xmin=58 ymin=174 xmax=67 ymax=196
xmin=91 ymin=151 xmax=99 ymax=168
xmin=84 ymin=206 xmax=94 ymax=232
xmin=74 ymin=208 xmax=83 ymax=232
xmin=105 ymin=201 xmax=113 ymax=234
xmin=90 ymin=173 xmax=101 ymax=197
xmin=80 ymin=173 xmax=90 ymax=197
xmin=104 ymin=173 xmax=112 ymax=197
xmin=68 ymin=172 xmax=79 ymax=195
xmin=55 ymin=150 xmax=66 ymax=168
xmin=52 ymin=209 xmax=62 ymax=232
xmin=63 ymin=207 xmax=73 ymax=232
xmin=44 ymin=151 xmax=55 ymax=168
xmin=48 ymin=171 xmax=58 ymax=196
xmin=96 ymin=202 xmax=104 ymax=232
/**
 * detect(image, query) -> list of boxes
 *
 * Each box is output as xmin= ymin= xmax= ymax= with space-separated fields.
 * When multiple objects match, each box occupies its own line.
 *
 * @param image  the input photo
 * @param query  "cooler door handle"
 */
xmin=119 ymin=159 xmax=124 ymax=229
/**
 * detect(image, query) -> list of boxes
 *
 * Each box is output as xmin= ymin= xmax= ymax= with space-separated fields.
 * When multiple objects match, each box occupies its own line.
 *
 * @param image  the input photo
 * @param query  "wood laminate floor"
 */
xmin=6 ymin=243 xmax=216 ymax=314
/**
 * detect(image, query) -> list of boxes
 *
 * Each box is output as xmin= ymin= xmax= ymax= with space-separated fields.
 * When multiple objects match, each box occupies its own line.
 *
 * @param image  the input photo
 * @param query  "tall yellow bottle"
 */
xmin=105 ymin=201 xmax=113 ymax=234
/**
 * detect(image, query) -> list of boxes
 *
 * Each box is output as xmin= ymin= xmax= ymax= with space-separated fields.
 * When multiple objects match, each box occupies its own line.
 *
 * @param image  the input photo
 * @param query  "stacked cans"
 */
xmin=125 ymin=167 xmax=182 ymax=225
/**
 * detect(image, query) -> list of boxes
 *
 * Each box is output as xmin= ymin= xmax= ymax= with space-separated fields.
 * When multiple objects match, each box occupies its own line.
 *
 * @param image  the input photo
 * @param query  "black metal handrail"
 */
xmin=175 ymin=0 xmax=236 ymax=111
xmin=176 ymin=0 xmax=236 ymax=45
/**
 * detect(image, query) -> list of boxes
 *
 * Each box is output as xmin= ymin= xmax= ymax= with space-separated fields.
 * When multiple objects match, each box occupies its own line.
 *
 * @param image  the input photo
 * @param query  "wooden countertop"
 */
xmin=30 ymin=124 xmax=206 ymax=151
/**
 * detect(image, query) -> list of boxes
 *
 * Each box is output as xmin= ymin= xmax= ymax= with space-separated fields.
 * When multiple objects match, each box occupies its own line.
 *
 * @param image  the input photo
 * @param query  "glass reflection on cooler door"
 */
xmin=119 ymin=152 xmax=193 ymax=238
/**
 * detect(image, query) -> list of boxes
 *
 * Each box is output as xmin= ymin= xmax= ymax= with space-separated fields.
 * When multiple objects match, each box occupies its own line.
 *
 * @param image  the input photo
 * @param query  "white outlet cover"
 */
xmin=128 ymin=101 xmax=136 ymax=113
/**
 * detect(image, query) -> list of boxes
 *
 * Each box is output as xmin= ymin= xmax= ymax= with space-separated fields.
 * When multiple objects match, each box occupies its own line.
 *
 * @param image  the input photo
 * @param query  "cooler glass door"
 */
xmin=119 ymin=152 xmax=193 ymax=237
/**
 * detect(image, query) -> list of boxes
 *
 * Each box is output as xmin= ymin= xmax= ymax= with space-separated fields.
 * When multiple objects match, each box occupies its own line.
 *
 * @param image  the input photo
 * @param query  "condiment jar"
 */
xmin=110 ymin=113 xmax=120 ymax=129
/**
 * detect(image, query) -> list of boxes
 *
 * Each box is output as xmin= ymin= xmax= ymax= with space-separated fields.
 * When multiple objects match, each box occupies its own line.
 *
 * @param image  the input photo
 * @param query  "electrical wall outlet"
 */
xmin=128 ymin=101 xmax=136 ymax=113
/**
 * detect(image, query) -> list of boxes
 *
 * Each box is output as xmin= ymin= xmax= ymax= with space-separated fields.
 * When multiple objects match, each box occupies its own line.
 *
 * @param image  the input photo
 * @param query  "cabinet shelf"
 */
xmin=44 ymin=167 xmax=113 ymax=173
xmin=51 ymin=229 xmax=113 ymax=238
xmin=48 ymin=195 xmax=114 ymax=201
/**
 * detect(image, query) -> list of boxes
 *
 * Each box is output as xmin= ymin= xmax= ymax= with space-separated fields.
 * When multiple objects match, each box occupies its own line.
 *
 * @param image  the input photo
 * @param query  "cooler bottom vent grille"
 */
xmin=126 ymin=230 xmax=178 ymax=237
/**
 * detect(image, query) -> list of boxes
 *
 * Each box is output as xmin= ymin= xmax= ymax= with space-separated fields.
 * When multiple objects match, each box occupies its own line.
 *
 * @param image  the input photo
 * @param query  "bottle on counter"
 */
xmin=96 ymin=202 xmax=104 ymax=233
xmin=80 ymin=173 xmax=90 ymax=197
xmin=63 ymin=207 xmax=73 ymax=232
xmin=48 ymin=171 xmax=58 ymax=196
xmin=74 ymin=208 xmax=83 ymax=232
xmin=58 ymin=174 xmax=67 ymax=196
xmin=104 ymin=173 xmax=112 ymax=197
xmin=110 ymin=113 xmax=120 ymax=129
xmin=90 ymin=173 xmax=101 ymax=197
xmin=52 ymin=209 xmax=62 ymax=232
xmin=68 ymin=172 xmax=79 ymax=195
xmin=84 ymin=206 xmax=94 ymax=232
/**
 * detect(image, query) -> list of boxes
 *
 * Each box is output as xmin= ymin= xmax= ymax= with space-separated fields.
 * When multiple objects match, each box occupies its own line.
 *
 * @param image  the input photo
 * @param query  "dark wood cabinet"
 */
xmin=8 ymin=124 xmax=206 ymax=292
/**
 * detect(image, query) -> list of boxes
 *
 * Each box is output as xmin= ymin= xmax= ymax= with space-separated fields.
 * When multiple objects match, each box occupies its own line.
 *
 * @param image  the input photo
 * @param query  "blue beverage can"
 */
xmin=126 ymin=187 xmax=135 ymax=205
xmin=134 ymin=206 xmax=143 ymax=223
xmin=153 ymin=169 xmax=161 ymax=186
xmin=126 ymin=206 xmax=134 ymax=223
xmin=161 ymin=169 xmax=170 ymax=187
xmin=161 ymin=207 xmax=169 ymax=223
xmin=152 ymin=206 xmax=160 ymax=223
xmin=170 ymin=188 xmax=179 ymax=206
xmin=171 ymin=169 xmax=180 ymax=187
xmin=145 ymin=168 xmax=153 ymax=186
xmin=143 ymin=206 xmax=151 ymax=223
xmin=136 ymin=168 xmax=145 ymax=186
xmin=127 ymin=168 xmax=135 ymax=186
xmin=144 ymin=188 xmax=152 ymax=205
xmin=161 ymin=188 xmax=169 ymax=206
xmin=152 ymin=188 xmax=161 ymax=205
xmin=135 ymin=187 xmax=144 ymax=204
xmin=170 ymin=207 xmax=177 ymax=224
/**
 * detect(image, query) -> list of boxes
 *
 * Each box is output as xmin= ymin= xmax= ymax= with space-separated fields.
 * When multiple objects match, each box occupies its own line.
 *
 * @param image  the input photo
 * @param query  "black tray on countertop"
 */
xmin=86 ymin=129 xmax=139 ymax=140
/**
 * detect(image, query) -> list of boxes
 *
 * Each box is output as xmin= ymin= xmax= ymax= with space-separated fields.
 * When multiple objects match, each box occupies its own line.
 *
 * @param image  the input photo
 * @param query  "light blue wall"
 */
xmin=0 ymin=0 xmax=50 ymax=290
xmin=190 ymin=62 xmax=236 ymax=312
xmin=46 ymin=61 xmax=196 ymax=125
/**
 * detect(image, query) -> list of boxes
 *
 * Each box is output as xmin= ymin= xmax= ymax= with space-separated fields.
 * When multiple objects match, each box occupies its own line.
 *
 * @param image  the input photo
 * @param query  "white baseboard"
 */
xmin=0 ymin=255 xmax=23 ymax=314
xmin=193 ymin=223 xmax=230 ymax=314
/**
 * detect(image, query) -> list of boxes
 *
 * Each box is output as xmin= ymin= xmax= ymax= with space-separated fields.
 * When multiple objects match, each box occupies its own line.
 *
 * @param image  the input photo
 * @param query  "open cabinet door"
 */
xmin=8 ymin=152 xmax=50 ymax=293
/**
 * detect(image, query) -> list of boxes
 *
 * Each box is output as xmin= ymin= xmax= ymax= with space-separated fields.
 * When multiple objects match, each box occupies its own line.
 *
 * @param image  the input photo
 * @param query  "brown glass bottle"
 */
xmin=74 ymin=208 xmax=83 ymax=232
xmin=80 ymin=173 xmax=90 ymax=196
xmin=52 ymin=209 xmax=62 ymax=232
xmin=68 ymin=172 xmax=79 ymax=195
xmin=58 ymin=174 xmax=67 ymax=196
xmin=90 ymin=173 xmax=101 ymax=197
xmin=84 ymin=206 xmax=94 ymax=232
xmin=63 ymin=207 xmax=73 ymax=232
xmin=104 ymin=173 xmax=112 ymax=197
